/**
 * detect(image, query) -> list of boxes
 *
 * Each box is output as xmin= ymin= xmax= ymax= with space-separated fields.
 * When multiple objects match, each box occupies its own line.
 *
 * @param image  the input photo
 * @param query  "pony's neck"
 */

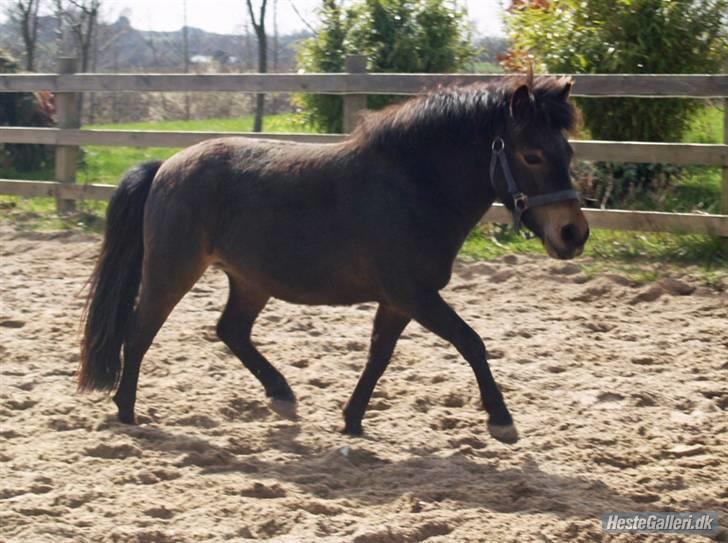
xmin=384 ymin=136 xmax=498 ymax=232
xmin=350 ymin=87 xmax=509 ymax=228
xmin=431 ymin=140 xmax=498 ymax=228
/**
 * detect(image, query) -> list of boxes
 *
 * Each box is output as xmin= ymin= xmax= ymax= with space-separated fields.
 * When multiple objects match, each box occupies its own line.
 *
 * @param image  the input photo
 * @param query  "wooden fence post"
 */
xmin=55 ymin=57 xmax=79 ymax=214
xmin=343 ymin=55 xmax=367 ymax=133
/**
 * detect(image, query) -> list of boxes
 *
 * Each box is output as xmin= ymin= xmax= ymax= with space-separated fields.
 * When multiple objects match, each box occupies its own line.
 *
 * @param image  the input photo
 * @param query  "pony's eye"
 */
xmin=523 ymin=153 xmax=543 ymax=165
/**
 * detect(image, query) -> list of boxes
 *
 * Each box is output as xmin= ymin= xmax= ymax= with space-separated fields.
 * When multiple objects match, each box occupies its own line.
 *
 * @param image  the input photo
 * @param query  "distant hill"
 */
xmin=0 ymin=15 xmax=311 ymax=73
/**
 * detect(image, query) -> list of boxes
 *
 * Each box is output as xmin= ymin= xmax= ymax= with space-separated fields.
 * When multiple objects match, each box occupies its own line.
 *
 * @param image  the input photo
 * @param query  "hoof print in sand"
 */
xmin=352 ymin=521 xmax=453 ymax=543
xmin=143 ymin=506 xmax=176 ymax=519
xmin=238 ymin=482 xmax=286 ymax=499
xmin=629 ymin=285 xmax=664 ymax=304
xmin=177 ymin=449 xmax=235 ymax=468
xmin=172 ymin=414 xmax=219 ymax=429
xmin=659 ymin=278 xmax=696 ymax=296
xmin=85 ymin=443 xmax=142 ymax=459
xmin=570 ymin=283 xmax=611 ymax=303
xmin=0 ymin=319 xmax=26 ymax=328
xmin=550 ymin=263 xmax=581 ymax=276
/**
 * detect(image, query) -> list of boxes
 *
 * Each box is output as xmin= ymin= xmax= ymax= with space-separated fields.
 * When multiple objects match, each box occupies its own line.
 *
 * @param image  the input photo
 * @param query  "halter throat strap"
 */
xmin=488 ymin=137 xmax=580 ymax=232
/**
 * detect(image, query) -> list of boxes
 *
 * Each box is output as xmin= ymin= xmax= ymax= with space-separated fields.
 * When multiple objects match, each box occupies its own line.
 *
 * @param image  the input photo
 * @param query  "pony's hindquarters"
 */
xmin=79 ymin=161 xmax=162 ymax=392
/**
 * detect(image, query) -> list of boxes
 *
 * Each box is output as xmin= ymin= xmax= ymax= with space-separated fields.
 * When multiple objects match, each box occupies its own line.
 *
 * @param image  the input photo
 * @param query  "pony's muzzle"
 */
xmin=560 ymin=223 xmax=590 ymax=251
xmin=530 ymin=200 xmax=589 ymax=260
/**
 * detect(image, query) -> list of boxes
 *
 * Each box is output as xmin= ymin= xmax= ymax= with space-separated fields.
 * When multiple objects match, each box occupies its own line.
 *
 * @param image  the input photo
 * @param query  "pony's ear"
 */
xmin=510 ymin=84 xmax=533 ymax=121
xmin=559 ymin=78 xmax=574 ymax=101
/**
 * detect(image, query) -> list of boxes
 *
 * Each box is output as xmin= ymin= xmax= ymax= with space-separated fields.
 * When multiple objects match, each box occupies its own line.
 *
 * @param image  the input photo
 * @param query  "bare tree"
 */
xmin=290 ymin=0 xmax=317 ymax=36
xmin=245 ymin=0 xmax=268 ymax=132
xmin=5 ymin=0 xmax=42 ymax=71
xmin=56 ymin=0 xmax=101 ymax=72
xmin=53 ymin=0 xmax=66 ymax=56
xmin=272 ymin=0 xmax=278 ymax=72
xmin=54 ymin=0 xmax=100 ymax=121
xmin=182 ymin=0 xmax=190 ymax=120
xmin=88 ymin=17 xmax=128 ymax=123
xmin=243 ymin=18 xmax=253 ymax=70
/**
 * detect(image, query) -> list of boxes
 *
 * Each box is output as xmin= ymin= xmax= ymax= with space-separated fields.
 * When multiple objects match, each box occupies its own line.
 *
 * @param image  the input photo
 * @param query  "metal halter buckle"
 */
xmin=491 ymin=137 xmax=505 ymax=153
xmin=513 ymin=192 xmax=528 ymax=211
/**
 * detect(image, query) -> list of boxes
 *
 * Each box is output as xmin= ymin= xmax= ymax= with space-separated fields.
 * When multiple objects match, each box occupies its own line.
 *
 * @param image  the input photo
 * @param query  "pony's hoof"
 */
xmin=488 ymin=422 xmax=519 ymax=444
xmin=342 ymin=421 xmax=363 ymax=436
xmin=117 ymin=411 xmax=136 ymax=425
xmin=269 ymin=399 xmax=298 ymax=420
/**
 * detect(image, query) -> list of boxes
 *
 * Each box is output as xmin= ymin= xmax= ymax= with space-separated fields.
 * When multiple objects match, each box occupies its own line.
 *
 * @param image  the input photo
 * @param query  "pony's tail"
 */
xmin=79 ymin=161 xmax=163 ymax=392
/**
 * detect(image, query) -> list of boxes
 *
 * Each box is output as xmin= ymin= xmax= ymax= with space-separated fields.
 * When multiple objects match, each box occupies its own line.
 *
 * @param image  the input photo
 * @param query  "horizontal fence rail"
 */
xmin=1 ymin=178 xmax=726 ymax=236
xmin=0 ymin=58 xmax=726 ymax=240
xmin=0 ymin=73 xmax=727 ymax=98
xmin=1 ymin=127 xmax=726 ymax=166
xmin=0 ymin=127 xmax=346 ymax=147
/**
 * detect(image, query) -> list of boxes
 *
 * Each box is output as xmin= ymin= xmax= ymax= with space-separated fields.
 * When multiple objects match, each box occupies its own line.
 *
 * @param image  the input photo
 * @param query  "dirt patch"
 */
xmin=0 ymin=225 xmax=726 ymax=542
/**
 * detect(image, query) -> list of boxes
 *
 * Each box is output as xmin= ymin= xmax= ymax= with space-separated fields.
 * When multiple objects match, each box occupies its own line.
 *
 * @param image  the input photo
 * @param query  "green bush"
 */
xmin=505 ymin=0 xmax=727 ymax=205
xmin=295 ymin=0 xmax=475 ymax=133
xmin=506 ymin=0 xmax=727 ymax=141
xmin=0 ymin=49 xmax=55 ymax=172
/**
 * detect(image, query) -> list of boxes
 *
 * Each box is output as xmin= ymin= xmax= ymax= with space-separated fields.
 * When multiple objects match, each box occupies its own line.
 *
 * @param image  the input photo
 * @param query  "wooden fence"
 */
xmin=1 ymin=56 xmax=727 ymax=237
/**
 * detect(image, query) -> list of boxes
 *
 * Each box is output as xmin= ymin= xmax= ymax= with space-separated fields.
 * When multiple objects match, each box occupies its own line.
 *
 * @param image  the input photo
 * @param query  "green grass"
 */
xmin=666 ymin=103 xmax=724 ymax=215
xmin=78 ymin=147 xmax=180 ymax=185
xmin=462 ymin=224 xmax=726 ymax=284
xmin=463 ymin=223 xmax=724 ymax=264
xmin=470 ymin=61 xmax=504 ymax=74
xmin=683 ymin=103 xmax=723 ymax=144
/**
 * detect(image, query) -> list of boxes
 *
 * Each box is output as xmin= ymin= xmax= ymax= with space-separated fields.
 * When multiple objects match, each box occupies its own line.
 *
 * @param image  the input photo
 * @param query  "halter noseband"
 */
xmin=489 ymin=137 xmax=580 ymax=232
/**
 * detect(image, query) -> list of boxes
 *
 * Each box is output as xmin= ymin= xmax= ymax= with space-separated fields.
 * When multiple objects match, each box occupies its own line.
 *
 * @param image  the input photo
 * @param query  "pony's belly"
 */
xmin=217 ymin=255 xmax=379 ymax=306
xmin=259 ymin=270 xmax=379 ymax=306
xmin=272 ymin=288 xmax=376 ymax=306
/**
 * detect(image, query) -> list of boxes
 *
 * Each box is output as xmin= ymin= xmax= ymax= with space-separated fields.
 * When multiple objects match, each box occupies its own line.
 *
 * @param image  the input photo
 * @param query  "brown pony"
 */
xmin=80 ymin=76 xmax=589 ymax=444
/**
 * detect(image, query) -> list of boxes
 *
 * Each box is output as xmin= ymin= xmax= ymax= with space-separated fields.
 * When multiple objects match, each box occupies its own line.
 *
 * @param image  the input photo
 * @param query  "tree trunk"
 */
xmin=88 ymin=27 xmax=98 ymax=124
xmin=183 ymin=0 xmax=190 ymax=121
xmin=77 ymin=16 xmax=95 ymax=123
xmin=25 ymin=48 xmax=35 ymax=72
xmin=54 ymin=0 xmax=65 ymax=56
xmin=253 ymin=27 xmax=267 ymax=132
xmin=18 ymin=0 xmax=40 ymax=71
xmin=111 ymin=49 xmax=119 ymax=123
xmin=272 ymin=0 xmax=278 ymax=71
xmin=246 ymin=0 xmax=268 ymax=133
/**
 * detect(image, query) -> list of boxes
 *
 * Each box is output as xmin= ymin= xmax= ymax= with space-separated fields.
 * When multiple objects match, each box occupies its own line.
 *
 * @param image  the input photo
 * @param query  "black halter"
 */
xmin=489 ymin=137 xmax=580 ymax=232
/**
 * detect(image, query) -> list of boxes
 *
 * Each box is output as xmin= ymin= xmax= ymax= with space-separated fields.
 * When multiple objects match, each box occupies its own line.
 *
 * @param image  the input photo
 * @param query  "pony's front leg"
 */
xmin=395 ymin=291 xmax=518 ymax=444
xmin=343 ymin=304 xmax=410 ymax=435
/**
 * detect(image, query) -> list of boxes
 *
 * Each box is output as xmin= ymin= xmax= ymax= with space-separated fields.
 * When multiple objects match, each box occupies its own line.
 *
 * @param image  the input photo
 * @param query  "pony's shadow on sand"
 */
xmin=111 ymin=419 xmax=723 ymax=519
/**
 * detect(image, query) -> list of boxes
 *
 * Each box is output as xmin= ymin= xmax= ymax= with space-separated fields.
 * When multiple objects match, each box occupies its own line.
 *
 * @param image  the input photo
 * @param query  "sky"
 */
xmin=0 ymin=0 xmax=507 ymax=37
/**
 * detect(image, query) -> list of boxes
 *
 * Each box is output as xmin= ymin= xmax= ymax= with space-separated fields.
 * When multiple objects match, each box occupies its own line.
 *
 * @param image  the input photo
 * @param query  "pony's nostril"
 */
xmin=560 ymin=223 xmax=579 ymax=246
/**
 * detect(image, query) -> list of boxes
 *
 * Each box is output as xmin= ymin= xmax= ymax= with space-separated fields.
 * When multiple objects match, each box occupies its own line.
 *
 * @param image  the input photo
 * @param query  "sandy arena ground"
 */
xmin=1 ymin=225 xmax=726 ymax=542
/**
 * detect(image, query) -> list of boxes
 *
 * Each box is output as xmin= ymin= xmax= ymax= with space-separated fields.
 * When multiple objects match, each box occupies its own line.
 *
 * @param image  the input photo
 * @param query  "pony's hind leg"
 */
xmin=114 ymin=247 xmax=208 ymax=423
xmin=113 ymin=287 xmax=177 ymax=423
xmin=216 ymin=274 xmax=295 ymax=410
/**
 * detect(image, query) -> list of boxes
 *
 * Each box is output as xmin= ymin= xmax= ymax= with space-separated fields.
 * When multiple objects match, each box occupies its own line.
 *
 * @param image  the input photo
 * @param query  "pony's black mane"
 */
xmin=351 ymin=76 xmax=577 ymax=151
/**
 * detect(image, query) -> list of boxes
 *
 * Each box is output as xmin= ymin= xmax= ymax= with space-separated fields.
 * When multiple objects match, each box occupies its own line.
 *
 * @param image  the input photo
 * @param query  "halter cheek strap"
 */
xmin=489 ymin=137 xmax=581 ymax=232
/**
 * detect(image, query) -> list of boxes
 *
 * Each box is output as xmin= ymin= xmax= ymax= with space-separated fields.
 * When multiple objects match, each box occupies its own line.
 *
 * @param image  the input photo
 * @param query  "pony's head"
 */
xmin=349 ymin=74 xmax=590 ymax=259
xmin=495 ymin=75 xmax=589 ymax=259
